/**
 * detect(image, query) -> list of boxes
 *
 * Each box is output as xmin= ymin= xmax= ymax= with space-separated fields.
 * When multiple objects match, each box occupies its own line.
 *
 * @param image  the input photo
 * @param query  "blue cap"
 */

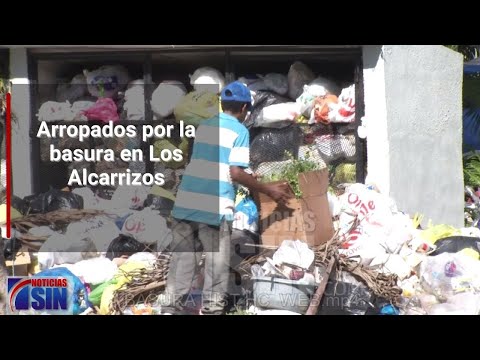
xmin=221 ymin=81 xmax=253 ymax=110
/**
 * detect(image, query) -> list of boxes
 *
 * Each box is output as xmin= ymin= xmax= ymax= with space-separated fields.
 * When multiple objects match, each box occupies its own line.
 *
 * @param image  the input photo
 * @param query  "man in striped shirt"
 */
xmin=162 ymin=81 xmax=292 ymax=315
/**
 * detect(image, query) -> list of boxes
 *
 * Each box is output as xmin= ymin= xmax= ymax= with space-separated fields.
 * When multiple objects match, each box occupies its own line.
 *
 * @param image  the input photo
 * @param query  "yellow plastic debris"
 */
xmin=419 ymin=224 xmax=461 ymax=245
xmin=458 ymin=248 xmax=480 ymax=261
xmin=99 ymin=261 xmax=148 ymax=315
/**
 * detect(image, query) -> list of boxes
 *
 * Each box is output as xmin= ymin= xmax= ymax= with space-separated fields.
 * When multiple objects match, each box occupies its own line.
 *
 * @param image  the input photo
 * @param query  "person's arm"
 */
xmin=229 ymin=126 xmax=292 ymax=204
xmin=230 ymin=166 xmax=292 ymax=204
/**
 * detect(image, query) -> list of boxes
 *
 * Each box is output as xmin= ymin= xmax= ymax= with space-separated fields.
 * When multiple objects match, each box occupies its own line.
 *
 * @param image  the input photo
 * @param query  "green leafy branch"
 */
xmin=263 ymin=150 xmax=320 ymax=198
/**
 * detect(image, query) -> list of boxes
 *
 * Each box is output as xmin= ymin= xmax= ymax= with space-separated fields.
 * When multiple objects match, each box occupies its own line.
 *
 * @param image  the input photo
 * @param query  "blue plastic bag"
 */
xmin=34 ymin=267 xmax=91 ymax=315
xmin=233 ymin=197 xmax=259 ymax=233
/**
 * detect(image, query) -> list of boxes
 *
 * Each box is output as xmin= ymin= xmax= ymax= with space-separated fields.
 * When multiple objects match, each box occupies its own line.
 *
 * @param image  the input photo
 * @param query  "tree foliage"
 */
xmin=444 ymin=45 xmax=480 ymax=61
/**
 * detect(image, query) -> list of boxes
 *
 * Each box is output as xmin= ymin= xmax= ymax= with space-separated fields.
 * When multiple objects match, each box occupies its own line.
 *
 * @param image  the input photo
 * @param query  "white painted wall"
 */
xmin=364 ymin=45 xmax=464 ymax=227
xmin=10 ymin=48 xmax=33 ymax=198
xmin=362 ymin=46 xmax=390 ymax=195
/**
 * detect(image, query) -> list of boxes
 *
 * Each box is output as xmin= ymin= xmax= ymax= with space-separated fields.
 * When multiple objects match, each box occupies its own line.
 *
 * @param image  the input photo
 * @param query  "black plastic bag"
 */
xmin=23 ymin=189 xmax=84 ymax=214
xmin=11 ymin=195 xmax=27 ymax=215
xmin=243 ymin=91 xmax=291 ymax=129
xmin=318 ymin=272 xmax=375 ymax=315
xmin=249 ymin=125 xmax=304 ymax=170
xmin=144 ymin=194 xmax=174 ymax=216
xmin=3 ymin=237 xmax=22 ymax=261
xmin=105 ymin=234 xmax=150 ymax=260
xmin=430 ymin=236 xmax=480 ymax=256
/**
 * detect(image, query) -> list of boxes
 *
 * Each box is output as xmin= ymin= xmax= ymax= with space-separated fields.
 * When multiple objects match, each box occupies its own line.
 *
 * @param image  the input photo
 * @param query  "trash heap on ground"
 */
xmin=3 ymin=62 xmax=479 ymax=315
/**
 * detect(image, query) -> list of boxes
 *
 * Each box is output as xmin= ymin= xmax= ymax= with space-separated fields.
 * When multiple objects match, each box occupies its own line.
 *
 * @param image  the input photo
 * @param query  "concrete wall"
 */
xmin=10 ymin=48 xmax=33 ymax=198
xmin=381 ymin=45 xmax=464 ymax=227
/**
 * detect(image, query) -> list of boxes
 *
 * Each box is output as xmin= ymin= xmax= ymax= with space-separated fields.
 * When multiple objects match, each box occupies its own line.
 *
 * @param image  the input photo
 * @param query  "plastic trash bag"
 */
xmin=272 ymin=240 xmax=315 ymax=269
xmin=151 ymin=81 xmax=187 ymax=118
xmin=430 ymin=236 xmax=480 ymax=256
xmin=56 ymin=74 xmax=88 ymax=103
xmin=65 ymin=216 xmax=121 ymax=253
xmin=123 ymin=79 xmax=145 ymax=121
xmin=190 ymin=67 xmax=225 ymax=93
xmin=23 ymin=189 xmax=84 ymax=214
xmin=253 ymin=102 xmax=300 ymax=128
xmin=37 ymin=101 xmax=74 ymax=122
xmin=68 ymin=100 xmax=95 ymax=121
xmin=33 ymin=267 xmax=92 ymax=315
xmin=110 ymin=185 xmax=150 ymax=210
xmin=121 ymin=208 xmax=173 ymax=249
xmin=312 ymin=94 xmax=339 ymax=125
xmin=233 ymin=197 xmax=259 ymax=233
xmin=287 ymin=61 xmax=315 ymax=100
xmin=250 ymin=125 xmax=303 ymax=170
xmin=296 ymin=84 xmax=328 ymax=117
xmin=173 ymin=90 xmax=219 ymax=127
xmin=420 ymin=224 xmax=462 ymax=245
xmin=84 ymin=65 xmax=130 ymax=98
xmin=315 ymin=134 xmax=356 ymax=163
xmin=328 ymin=84 xmax=355 ymax=123
xmin=263 ymin=73 xmax=289 ymax=96
xmin=70 ymin=257 xmax=118 ymax=285
xmin=244 ymin=91 xmax=291 ymax=129
xmin=318 ymin=271 xmax=375 ymax=315
xmin=105 ymin=234 xmax=147 ymax=260
xmin=309 ymin=76 xmax=341 ymax=96
xmin=72 ymin=187 xmax=99 ymax=210
xmin=420 ymin=252 xmax=480 ymax=300
xmin=238 ymin=75 xmax=268 ymax=92
xmin=3 ymin=237 xmax=22 ymax=261
xmin=428 ymin=292 xmax=480 ymax=315
xmin=82 ymin=98 xmax=119 ymax=123
xmin=37 ymin=233 xmax=99 ymax=270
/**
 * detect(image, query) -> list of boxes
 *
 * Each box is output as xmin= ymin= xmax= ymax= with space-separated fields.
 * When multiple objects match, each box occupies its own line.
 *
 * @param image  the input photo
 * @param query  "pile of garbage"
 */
xmin=239 ymin=183 xmax=480 ymax=315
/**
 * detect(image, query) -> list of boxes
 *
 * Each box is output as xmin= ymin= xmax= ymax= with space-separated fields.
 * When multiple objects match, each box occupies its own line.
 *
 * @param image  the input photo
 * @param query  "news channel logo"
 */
xmin=7 ymin=276 xmax=75 ymax=315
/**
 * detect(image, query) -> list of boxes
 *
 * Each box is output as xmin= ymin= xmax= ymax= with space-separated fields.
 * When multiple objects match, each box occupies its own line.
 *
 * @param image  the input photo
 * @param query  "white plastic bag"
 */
xmin=254 ymin=102 xmax=300 ymax=128
xmin=309 ymin=76 xmax=341 ymax=96
xmin=38 ymin=233 xmax=99 ymax=269
xmin=287 ymin=61 xmax=315 ymax=100
xmin=328 ymin=84 xmax=355 ymax=123
xmin=122 ymin=208 xmax=173 ymax=248
xmin=272 ymin=240 xmax=315 ymax=269
xmin=65 ymin=216 xmax=121 ymax=253
xmin=37 ymin=101 xmax=73 ymax=122
xmin=428 ymin=293 xmax=480 ymax=315
xmin=84 ymin=65 xmax=130 ymax=98
xmin=315 ymin=134 xmax=356 ymax=163
xmin=123 ymin=79 xmax=145 ymax=121
xmin=263 ymin=73 xmax=288 ymax=96
xmin=296 ymin=84 xmax=328 ymax=117
xmin=151 ymin=81 xmax=187 ymax=118
xmin=110 ymin=185 xmax=150 ymax=210
xmin=72 ymin=187 xmax=99 ymax=209
xmin=420 ymin=252 xmax=480 ymax=299
xmin=70 ymin=257 xmax=118 ymax=285
xmin=190 ymin=67 xmax=225 ymax=93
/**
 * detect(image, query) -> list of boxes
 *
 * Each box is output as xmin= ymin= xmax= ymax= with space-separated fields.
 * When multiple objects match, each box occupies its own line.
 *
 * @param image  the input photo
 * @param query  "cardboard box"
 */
xmin=256 ymin=169 xmax=334 ymax=248
xmin=6 ymin=247 xmax=32 ymax=277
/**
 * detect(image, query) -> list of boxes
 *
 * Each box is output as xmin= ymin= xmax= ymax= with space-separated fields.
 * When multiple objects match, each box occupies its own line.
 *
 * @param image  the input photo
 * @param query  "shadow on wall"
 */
xmin=362 ymin=46 xmax=383 ymax=70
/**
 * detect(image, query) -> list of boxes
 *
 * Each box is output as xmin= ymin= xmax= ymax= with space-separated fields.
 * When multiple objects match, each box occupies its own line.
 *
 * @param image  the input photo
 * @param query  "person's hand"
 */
xmin=264 ymin=182 xmax=293 ymax=204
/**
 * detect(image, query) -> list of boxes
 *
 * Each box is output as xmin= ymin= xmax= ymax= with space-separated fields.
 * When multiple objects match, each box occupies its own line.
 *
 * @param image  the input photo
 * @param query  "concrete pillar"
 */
xmin=363 ymin=45 xmax=464 ymax=227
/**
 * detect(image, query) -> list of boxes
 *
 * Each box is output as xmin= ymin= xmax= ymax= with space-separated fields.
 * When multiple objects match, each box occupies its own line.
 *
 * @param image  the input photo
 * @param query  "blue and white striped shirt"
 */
xmin=172 ymin=112 xmax=250 ymax=226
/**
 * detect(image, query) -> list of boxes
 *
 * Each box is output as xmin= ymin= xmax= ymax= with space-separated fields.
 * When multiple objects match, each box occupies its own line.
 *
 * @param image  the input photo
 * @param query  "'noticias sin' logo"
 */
xmin=7 ymin=277 xmax=69 ymax=312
